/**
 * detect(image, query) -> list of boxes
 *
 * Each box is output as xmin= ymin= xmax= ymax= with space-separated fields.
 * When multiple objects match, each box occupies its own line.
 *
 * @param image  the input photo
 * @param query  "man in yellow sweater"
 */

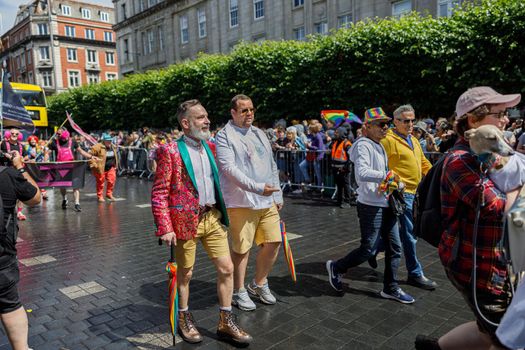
xmin=381 ymin=104 xmax=438 ymax=290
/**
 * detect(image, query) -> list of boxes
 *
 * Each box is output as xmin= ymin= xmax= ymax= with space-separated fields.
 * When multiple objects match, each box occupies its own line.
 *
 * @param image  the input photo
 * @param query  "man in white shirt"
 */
xmin=216 ymin=94 xmax=283 ymax=311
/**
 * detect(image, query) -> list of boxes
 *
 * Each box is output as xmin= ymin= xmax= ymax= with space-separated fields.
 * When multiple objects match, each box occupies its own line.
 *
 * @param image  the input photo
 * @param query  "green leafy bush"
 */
xmin=47 ymin=0 xmax=525 ymax=130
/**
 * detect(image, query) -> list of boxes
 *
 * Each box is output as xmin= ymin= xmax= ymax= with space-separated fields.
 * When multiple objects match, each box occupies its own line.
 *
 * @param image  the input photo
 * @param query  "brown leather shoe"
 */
xmin=177 ymin=310 xmax=203 ymax=344
xmin=216 ymin=310 xmax=252 ymax=345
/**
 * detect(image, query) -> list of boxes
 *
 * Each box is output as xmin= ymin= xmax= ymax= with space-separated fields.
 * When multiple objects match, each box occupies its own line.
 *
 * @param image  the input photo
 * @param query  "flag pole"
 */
xmin=1 ymin=61 xmax=5 ymax=142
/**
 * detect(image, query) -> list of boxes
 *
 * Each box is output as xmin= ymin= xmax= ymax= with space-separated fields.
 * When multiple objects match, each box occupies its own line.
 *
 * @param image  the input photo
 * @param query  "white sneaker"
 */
xmin=232 ymin=288 xmax=256 ymax=311
xmin=247 ymin=280 xmax=276 ymax=305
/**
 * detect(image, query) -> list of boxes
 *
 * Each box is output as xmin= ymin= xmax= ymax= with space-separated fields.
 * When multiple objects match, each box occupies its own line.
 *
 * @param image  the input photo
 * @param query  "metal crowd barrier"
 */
xmin=116 ymin=147 xmax=155 ymax=178
xmin=273 ymin=149 xmax=335 ymax=194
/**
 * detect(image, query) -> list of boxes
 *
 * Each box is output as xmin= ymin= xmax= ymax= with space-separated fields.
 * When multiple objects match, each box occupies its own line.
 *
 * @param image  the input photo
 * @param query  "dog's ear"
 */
xmin=464 ymin=128 xmax=477 ymax=140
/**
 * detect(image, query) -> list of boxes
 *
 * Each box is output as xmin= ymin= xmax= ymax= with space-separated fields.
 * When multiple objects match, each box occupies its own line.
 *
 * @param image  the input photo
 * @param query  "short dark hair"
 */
xmin=230 ymin=94 xmax=251 ymax=110
xmin=176 ymin=99 xmax=201 ymax=125
xmin=455 ymin=104 xmax=489 ymax=137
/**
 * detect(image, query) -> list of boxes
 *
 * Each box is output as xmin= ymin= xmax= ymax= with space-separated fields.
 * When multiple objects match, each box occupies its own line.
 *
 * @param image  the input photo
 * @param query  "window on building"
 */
xmin=26 ymin=50 xmax=32 ymax=65
xmin=67 ymin=48 xmax=77 ymax=61
xmin=439 ymin=0 xmax=460 ymax=17
xmin=293 ymin=26 xmax=305 ymax=41
xmin=230 ymin=0 xmax=238 ymax=27
xmin=100 ymin=11 xmax=109 ymax=22
xmin=180 ymin=15 xmax=189 ymax=44
xmin=65 ymin=26 xmax=76 ymax=37
xmin=21 ymin=54 xmax=26 ymax=67
xmin=87 ymin=50 xmax=98 ymax=63
xmin=81 ymin=8 xmax=91 ymax=19
xmin=39 ymin=46 xmax=50 ymax=60
xmin=338 ymin=14 xmax=352 ymax=28
xmin=38 ymin=23 xmax=48 ymax=35
xmin=106 ymin=52 xmax=115 ymax=65
xmin=68 ymin=71 xmax=80 ymax=87
xmin=121 ymin=3 xmax=127 ymax=20
xmin=85 ymin=29 xmax=95 ymax=40
xmin=293 ymin=0 xmax=304 ymax=7
xmin=392 ymin=0 xmax=412 ymax=18
xmin=158 ymin=26 xmax=164 ymax=51
xmin=148 ymin=0 xmax=157 ymax=7
xmin=148 ymin=29 xmax=154 ymax=52
xmin=314 ymin=21 xmax=328 ymax=35
xmin=42 ymin=71 xmax=53 ymax=87
xmin=61 ymin=5 xmax=71 ymax=15
xmin=88 ymin=73 xmax=99 ymax=84
xmin=198 ymin=8 xmax=207 ymax=38
xmin=124 ymin=39 xmax=130 ymax=62
xmin=104 ymin=31 xmax=113 ymax=42
xmin=139 ymin=0 xmax=146 ymax=11
xmin=106 ymin=73 xmax=117 ymax=81
xmin=142 ymin=32 xmax=147 ymax=54
xmin=28 ymin=72 xmax=34 ymax=84
xmin=254 ymin=0 xmax=264 ymax=19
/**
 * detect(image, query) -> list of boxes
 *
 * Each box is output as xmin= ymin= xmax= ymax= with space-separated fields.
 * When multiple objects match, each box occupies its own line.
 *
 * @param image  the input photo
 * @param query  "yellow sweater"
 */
xmin=380 ymin=129 xmax=432 ymax=194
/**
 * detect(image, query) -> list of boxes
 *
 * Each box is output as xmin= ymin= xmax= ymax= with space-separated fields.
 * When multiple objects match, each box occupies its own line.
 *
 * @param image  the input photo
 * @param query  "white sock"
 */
xmin=219 ymin=306 xmax=232 ymax=312
xmin=179 ymin=307 xmax=188 ymax=312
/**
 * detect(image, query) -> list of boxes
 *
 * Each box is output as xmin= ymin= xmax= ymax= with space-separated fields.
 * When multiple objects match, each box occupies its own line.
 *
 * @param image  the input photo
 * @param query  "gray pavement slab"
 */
xmin=3 ymin=175 xmax=470 ymax=349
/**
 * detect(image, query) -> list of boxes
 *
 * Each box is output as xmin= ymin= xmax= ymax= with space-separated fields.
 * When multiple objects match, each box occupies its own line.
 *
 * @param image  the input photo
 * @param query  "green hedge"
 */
xmin=47 ymin=0 xmax=525 ymax=130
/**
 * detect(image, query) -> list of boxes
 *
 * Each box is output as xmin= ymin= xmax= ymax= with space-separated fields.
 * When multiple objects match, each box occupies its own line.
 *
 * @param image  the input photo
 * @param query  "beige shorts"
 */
xmin=227 ymin=205 xmax=281 ymax=254
xmin=176 ymin=208 xmax=230 ymax=269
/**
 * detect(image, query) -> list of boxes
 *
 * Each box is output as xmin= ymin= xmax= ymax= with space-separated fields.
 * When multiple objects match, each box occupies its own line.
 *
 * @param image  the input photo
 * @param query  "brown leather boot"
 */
xmin=216 ymin=309 xmax=252 ymax=345
xmin=177 ymin=310 xmax=203 ymax=344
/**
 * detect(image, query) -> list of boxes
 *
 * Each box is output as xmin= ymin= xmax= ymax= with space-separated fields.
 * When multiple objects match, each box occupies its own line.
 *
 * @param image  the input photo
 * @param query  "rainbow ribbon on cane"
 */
xmin=280 ymin=220 xmax=297 ymax=283
xmin=166 ymin=261 xmax=178 ymax=343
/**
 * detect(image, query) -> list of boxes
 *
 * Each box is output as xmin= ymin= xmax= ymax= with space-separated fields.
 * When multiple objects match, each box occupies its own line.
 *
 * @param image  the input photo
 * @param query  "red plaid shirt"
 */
xmin=438 ymin=139 xmax=508 ymax=295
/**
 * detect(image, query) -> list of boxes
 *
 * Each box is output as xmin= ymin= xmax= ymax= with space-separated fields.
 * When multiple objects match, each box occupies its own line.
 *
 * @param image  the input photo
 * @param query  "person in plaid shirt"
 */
xmin=415 ymin=87 xmax=521 ymax=350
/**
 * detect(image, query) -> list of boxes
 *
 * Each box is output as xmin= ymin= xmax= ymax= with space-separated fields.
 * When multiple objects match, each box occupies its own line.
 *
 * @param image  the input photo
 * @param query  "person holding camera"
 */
xmin=0 ymin=150 xmax=41 ymax=350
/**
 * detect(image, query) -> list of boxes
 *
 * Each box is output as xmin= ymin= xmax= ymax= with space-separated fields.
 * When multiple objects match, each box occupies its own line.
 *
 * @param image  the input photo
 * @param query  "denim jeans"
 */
xmin=397 ymin=193 xmax=423 ymax=278
xmin=299 ymin=159 xmax=322 ymax=187
xmin=334 ymin=202 xmax=402 ymax=292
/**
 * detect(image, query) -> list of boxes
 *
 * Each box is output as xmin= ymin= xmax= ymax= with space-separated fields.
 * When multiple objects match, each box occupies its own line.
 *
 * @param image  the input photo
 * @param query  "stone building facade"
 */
xmin=113 ymin=0 xmax=471 ymax=75
xmin=0 ymin=0 xmax=118 ymax=94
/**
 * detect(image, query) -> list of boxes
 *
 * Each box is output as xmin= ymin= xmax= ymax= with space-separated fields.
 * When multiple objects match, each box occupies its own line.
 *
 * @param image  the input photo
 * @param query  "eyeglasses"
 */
xmin=11 ymin=133 xmax=19 ymax=136
xmin=240 ymin=107 xmax=256 ymax=115
xmin=396 ymin=119 xmax=415 ymax=125
xmin=486 ymin=111 xmax=509 ymax=120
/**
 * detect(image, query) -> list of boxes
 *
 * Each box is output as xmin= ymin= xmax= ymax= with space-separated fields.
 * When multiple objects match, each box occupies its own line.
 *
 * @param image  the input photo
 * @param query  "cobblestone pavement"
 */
xmin=0 ymin=176 xmax=472 ymax=350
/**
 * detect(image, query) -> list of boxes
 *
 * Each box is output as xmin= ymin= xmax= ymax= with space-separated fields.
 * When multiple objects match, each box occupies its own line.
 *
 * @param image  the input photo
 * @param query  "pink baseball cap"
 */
xmin=455 ymin=86 xmax=521 ymax=118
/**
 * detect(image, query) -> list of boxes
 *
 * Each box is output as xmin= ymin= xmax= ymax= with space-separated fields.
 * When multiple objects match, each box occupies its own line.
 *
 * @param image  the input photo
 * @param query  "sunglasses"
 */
xmin=240 ymin=107 xmax=256 ymax=115
xmin=372 ymin=122 xmax=390 ymax=128
xmin=396 ymin=118 xmax=415 ymax=125
xmin=11 ymin=133 xmax=19 ymax=136
xmin=486 ymin=111 xmax=509 ymax=120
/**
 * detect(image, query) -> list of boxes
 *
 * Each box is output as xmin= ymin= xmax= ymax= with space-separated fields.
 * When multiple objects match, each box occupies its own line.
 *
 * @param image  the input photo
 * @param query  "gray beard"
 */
xmin=189 ymin=127 xmax=211 ymax=141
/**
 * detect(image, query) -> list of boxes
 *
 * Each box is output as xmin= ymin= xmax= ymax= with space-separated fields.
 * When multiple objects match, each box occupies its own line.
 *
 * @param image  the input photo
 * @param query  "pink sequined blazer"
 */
xmin=151 ymin=139 xmax=228 ymax=240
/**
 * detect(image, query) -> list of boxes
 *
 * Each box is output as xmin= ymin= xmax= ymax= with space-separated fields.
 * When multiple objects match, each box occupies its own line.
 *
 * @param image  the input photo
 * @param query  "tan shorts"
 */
xmin=176 ymin=208 xmax=230 ymax=269
xmin=228 ymin=205 xmax=281 ymax=254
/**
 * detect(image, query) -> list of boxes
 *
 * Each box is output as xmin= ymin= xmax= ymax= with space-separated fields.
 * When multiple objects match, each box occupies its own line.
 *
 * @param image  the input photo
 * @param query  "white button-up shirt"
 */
xmin=184 ymin=136 xmax=216 ymax=206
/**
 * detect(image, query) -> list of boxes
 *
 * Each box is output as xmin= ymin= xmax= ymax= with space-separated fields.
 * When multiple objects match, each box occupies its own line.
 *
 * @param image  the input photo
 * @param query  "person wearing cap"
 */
xmin=48 ymin=128 xmax=95 ymax=212
xmin=326 ymin=107 xmax=414 ymax=304
xmin=380 ymin=104 xmax=438 ymax=291
xmin=90 ymin=134 xmax=120 ymax=202
xmin=330 ymin=126 xmax=354 ymax=208
xmin=415 ymin=86 xmax=521 ymax=350
xmin=414 ymin=121 xmax=439 ymax=153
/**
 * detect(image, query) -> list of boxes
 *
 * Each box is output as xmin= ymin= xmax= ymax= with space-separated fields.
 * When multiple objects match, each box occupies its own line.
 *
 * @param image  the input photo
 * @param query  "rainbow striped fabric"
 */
xmin=280 ymin=221 xmax=297 ymax=283
xmin=321 ymin=110 xmax=362 ymax=126
xmin=363 ymin=107 xmax=391 ymax=124
xmin=166 ymin=260 xmax=178 ymax=345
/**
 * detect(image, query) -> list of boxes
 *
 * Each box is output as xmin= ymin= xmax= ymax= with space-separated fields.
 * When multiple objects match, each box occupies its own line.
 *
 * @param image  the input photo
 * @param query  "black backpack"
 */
xmin=413 ymin=155 xmax=446 ymax=247
xmin=0 ymin=166 xmax=15 ymax=255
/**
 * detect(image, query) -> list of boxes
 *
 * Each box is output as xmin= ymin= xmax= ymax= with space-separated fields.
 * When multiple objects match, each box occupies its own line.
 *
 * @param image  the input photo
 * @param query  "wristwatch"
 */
xmin=18 ymin=168 xmax=26 ymax=174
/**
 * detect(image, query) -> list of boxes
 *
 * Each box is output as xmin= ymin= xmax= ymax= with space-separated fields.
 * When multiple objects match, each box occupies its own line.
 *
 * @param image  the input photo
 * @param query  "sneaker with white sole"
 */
xmin=380 ymin=288 xmax=415 ymax=304
xmin=326 ymin=260 xmax=343 ymax=292
xmin=247 ymin=280 xmax=276 ymax=305
xmin=232 ymin=288 xmax=256 ymax=311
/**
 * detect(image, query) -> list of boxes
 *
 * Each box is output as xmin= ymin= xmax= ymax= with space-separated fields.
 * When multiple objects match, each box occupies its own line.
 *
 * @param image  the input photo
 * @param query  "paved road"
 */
xmin=0 ymin=175 xmax=472 ymax=349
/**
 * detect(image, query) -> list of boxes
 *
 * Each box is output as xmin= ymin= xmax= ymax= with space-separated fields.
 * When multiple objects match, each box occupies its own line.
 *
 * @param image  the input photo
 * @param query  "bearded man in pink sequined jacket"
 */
xmin=151 ymin=99 xmax=252 ymax=346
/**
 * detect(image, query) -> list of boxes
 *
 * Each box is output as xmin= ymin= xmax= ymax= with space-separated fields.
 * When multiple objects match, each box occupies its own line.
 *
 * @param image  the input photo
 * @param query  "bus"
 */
xmin=0 ymin=82 xmax=48 ymax=128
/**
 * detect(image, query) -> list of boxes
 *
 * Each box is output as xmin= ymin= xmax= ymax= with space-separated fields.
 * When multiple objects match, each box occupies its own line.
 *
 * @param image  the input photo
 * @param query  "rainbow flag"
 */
xmin=321 ymin=110 xmax=362 ymax=126
xmin=280 ymin=220 xmax=297 ymax=283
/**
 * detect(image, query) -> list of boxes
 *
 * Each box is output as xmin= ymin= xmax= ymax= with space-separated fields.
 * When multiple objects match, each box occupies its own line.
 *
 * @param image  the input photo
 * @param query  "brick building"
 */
xmin=0 ymin=0 xmax=118 ymax=95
